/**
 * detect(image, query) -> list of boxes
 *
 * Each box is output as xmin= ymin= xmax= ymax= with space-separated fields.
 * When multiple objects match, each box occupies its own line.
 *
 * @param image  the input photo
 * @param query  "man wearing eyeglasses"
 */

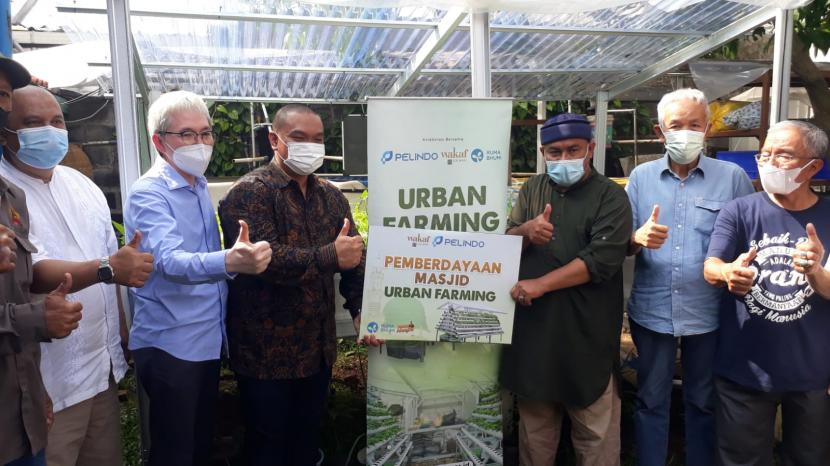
xmin=500 ymin=113 xmax=632 ymax=466
xmin=123 ymin=90 xmax=272 ymax=466
xmin=704 ymin=120 xmax=830 ymax=466
xmin=624 ymin=89 xmax=754 ymax=466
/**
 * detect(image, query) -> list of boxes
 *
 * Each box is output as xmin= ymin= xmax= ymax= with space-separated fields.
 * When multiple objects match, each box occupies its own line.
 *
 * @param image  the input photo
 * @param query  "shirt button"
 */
xmin=675 ymin=246 xmax=680 ymax=250
xmin=674 ymin=267 xmax=679 ymax=271
xmin=674 ymin=289 xmax=680 ymax=293
xmin=677 ymin=224 xmax=682 ymax=228
xmin=678 ymin=203 xmax=683 ymax=208
xmin=680 ymin=183 xmax=685 ymax=188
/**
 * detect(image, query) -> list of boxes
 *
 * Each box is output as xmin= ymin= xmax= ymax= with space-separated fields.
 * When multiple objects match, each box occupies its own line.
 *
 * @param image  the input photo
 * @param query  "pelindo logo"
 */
xmin=381 ymin=150 xmax=439 ymax=164
xmin=471 ymin=148 xmax=484 ymax=162
xmin=433 ymin=235 xmax=485 ymax=248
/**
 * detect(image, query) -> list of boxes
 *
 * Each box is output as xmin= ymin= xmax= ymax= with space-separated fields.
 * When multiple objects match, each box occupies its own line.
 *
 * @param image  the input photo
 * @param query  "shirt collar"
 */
xmin=155 ymin=157 xmax=206 ymax=190
xmin=660 ymin=153 xmax=708 ymax=179
xmin=267 ymin=160 xmax=319 ymax=191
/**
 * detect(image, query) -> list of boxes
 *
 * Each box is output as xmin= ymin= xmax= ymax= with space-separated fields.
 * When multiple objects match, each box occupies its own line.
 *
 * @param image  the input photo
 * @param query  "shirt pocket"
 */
xmin=693 ymin=198 xmax=726 ymax=254
xmin=14 ymin=234 xmax=37 ymax=289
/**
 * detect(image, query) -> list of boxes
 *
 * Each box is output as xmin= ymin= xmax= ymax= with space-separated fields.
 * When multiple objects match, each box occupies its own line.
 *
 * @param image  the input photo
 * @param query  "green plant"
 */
xmin=112 ymin=221 xmax=125 ymax=247
xmin=208 ymin=102 xmax=252 ymax=177
xmin=351 ymin=190 xmax=369 ymax=243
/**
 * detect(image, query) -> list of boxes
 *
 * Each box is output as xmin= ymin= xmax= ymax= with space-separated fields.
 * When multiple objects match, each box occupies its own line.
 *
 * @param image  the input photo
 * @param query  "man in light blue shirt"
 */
xmin=124 ymin=90 xmax=271 ymax=466
xmin=625 ymin=89 xmax=754 ymax=466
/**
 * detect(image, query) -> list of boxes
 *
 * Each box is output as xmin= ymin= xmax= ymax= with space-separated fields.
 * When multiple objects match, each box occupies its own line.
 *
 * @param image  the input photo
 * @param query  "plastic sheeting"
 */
xmin=302 ymin=0 xmax=812 ymax=14
xmin=689 ymin=60 xmax=771 ymax=100
xmin=49 ymin=0 xmax=793 ymax=100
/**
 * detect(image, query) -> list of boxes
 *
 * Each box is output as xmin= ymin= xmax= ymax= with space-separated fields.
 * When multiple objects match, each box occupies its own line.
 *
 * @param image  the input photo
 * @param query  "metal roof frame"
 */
xmin=62 ymin=1 xmax=794 ymax=190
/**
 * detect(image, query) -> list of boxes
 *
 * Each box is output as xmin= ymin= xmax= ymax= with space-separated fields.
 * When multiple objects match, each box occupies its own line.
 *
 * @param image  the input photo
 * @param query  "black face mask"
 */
xmin=0 ymin=109 xmax=9 ymax=131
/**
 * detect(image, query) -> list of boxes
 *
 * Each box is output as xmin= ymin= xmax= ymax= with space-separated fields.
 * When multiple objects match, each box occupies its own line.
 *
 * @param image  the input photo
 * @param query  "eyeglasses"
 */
xmin=542 ymin=146 xmax=589 ymax=161
xmin=158 ymin=130 xmax=215 ymax=145
xmin=754 ymin=152 xmax=820 ymax=164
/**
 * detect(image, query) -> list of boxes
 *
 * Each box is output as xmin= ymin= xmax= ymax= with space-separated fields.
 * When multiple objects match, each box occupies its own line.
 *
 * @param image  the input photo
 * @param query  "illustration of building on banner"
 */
xmin=435 ymin=302 xmax=506 ymax=343
xmin=368 ymin=343 xmax=503 ymax=466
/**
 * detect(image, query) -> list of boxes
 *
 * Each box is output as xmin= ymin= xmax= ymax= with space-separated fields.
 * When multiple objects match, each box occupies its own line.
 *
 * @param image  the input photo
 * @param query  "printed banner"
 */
xmin=365 ymin=98 xmax=512 ymax=466
xmin=367 ymin=98 xmax=512 ymax=234
xmin=360 ymin=226 xmax=520 ymax=343
xmin=366 ymin=342 xmax=504 ymax=466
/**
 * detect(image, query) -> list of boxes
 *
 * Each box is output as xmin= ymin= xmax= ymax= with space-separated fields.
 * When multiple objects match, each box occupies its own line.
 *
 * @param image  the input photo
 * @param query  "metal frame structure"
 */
xmin=53 ymin=1 xmax=795 ymax=186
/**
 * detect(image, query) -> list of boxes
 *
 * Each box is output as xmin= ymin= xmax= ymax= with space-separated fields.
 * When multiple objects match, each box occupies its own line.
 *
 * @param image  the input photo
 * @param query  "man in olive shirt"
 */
xmin=500 ymin=113 xmax=631 ymax=466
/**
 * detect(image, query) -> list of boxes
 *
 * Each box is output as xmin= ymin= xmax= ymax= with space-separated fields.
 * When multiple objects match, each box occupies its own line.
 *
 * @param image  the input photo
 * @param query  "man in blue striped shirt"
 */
xmin=124 ymin=90 xmax=271 ymax=466
xmin=625 ymin=89 xmax=754 ymax=466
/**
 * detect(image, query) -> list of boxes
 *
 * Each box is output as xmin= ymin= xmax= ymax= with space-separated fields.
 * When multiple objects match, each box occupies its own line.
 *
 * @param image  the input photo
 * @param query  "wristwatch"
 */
xmin=97 ymin=256 xmax=115 ymax=284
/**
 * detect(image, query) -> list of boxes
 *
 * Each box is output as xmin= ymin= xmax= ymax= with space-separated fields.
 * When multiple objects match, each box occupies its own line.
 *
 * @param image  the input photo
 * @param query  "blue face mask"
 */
xmin=10 ymin=126 xmax=69 ymax=169
xmin=546 ymin=155 xmax=587 ymax=187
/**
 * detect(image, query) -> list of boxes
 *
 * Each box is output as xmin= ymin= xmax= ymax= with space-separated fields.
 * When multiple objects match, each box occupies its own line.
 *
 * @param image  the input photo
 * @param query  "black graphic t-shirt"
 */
xmin=707 ymin=192 xmax=830 ymax=392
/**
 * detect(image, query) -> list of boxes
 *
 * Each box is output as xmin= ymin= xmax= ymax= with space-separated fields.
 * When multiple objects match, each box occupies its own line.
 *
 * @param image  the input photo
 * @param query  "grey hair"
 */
xmin=147 ymin=90 xmax=211 ymax=135
xmin=769 ymin=120 xmax=829 ymax=161
xmin=656 ymin=88 xmax=711 ymax=129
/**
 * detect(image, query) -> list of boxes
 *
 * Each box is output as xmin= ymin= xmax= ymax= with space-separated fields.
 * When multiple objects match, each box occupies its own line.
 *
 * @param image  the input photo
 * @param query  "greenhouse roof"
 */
xmin=44 ymin=0 xmax=805 ymax=102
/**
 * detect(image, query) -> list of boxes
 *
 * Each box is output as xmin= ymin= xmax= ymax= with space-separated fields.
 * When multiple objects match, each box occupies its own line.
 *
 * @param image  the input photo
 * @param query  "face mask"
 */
xmin=171 ymin=143 xmax=212 ymax=177
xmin=277 ymin=135 xmax=325 ymax=176
xmin=758 ymin=160 xmax=814 ymax=195
xmin=546 ymin=156 xmax=586 ymax=187
xmin=664 ymin=129 xmax=705 ymax=165
xmin=11 ymin=126 xmax=69 ymax=169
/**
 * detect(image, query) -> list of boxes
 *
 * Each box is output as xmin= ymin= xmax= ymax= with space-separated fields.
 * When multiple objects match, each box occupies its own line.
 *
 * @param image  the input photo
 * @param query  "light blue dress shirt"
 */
xmin=124 ymin=159 xmax=231 ymax=362
xmin=626 ymin=154 xmax=754 ymax=336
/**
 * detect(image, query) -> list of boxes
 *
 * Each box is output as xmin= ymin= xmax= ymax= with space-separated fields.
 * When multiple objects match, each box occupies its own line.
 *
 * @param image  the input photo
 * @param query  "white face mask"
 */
xmin=758 ymin=160 xmax=814 ymax=195
xmin=664 ymin=129 xmax=705 ymax=165
xmin=171 ymin=143 xmax=212 ymax=177
xmin=277 ymin=135 xmax=325 ymax=176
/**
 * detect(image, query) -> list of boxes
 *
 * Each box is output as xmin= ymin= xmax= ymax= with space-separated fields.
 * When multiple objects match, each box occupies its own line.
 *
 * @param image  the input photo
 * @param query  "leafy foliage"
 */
xmin=795 ymin=0 xmax=830 ymax=54
xmin=510 ymin=101 xmax=590 ymax=173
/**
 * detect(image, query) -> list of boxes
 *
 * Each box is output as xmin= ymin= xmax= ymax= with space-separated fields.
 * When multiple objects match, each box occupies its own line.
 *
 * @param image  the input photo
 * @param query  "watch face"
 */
xmin=98 ymin=266 xmax=114 ymax=282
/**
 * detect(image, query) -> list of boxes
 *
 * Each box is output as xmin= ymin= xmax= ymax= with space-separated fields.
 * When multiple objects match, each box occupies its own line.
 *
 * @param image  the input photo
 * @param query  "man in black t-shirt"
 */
xmin=704 ymin=120 xmax=830 ymax=466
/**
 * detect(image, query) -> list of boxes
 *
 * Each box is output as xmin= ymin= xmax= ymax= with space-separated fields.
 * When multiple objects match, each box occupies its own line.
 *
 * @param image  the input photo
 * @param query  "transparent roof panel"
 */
xmin=55 ymin=0 xmax=773 ymax=101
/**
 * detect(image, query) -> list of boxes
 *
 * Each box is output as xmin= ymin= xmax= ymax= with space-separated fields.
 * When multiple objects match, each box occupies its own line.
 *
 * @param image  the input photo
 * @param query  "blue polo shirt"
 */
xmin=626 ymin=154 xmax=754 ymax=336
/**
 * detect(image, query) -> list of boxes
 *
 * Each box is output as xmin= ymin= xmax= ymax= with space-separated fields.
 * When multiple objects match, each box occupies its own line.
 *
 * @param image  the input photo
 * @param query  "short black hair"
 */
xmin=271 ymin=104 xmax=321 ymax=133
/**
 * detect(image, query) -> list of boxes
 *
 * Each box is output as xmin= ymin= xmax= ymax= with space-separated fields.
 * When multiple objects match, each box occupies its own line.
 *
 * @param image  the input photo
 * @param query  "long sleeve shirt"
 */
xmin=0 ymin=159 xmax=128 ymax=412
xmin=0 ymin=176 xmax=49 ymax=465
xmin=499 ymin=169 xmax=632 ymax=408
xmin=626 ymin=155 xmax=754 ymax=336
xmin=123 ymin=159 xmax=231 ymax=362
xmin=218 ymin=163 xmax=364 ymax=380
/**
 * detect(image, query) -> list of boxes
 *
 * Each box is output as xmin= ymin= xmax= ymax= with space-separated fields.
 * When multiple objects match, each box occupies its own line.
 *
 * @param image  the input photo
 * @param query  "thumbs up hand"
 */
xmin=792 ymin=223 xmax=825 ymax=277
xmin=634 ymin=204 xmax=669 ymax=249
xmin=0 ymin=224 xmax=17 ymax=273
xmin=109 ymin=230 xmax=155 ymax=287
xmin=722 ymin=246 xmax=758 ymax=297
xmin=526 ymin=203 xmax=555 ymax=246
xmin=44 ymin=273 xmax=83 ymax=338
xmin=334 ymin=218 xmax=364 ymax=271
xmin=226 ymin=220 xmax=273 ymax=275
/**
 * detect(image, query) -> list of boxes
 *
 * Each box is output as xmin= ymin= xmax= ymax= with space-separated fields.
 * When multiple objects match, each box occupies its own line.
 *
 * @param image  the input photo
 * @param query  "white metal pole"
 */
xmin=107 ymin=0 xmax=141 ymax=211
xmin=594 ymin=91 xmax=609 ymax=175
xmin=536 ymin=101 xmax=546 ymax=174
xmin=770 ymin=9 xmax=793 ymax=124
xmin=470 ymin=11 xmax=491 ymax=98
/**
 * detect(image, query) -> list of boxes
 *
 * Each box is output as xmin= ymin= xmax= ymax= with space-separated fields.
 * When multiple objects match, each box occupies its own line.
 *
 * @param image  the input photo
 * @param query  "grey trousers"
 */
xmin=715 ymin=376 xmax=830 ymax=466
